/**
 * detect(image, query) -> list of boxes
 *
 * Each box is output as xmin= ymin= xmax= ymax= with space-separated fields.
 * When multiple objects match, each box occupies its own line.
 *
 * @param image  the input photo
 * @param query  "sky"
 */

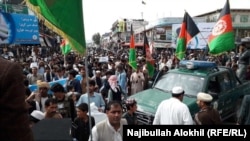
xmin=82 ymin=0 xmax=250 ymax=41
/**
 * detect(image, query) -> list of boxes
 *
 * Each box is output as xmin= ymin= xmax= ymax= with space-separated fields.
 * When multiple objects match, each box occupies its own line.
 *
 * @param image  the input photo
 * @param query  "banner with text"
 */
xmin=172 ymin=22 xmax=215 ymax=49
xmin=0 ymin=12 xmax=39 ymax=44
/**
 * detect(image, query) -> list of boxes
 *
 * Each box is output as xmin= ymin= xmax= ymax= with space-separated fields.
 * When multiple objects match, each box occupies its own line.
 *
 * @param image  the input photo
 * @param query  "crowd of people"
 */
xmin=1 ymin=41 xmax=250 ymax=141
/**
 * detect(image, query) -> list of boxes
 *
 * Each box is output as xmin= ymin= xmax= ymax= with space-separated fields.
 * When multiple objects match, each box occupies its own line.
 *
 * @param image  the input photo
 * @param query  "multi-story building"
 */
xmin=0 ymin=1 xmax=58 ymax=48
xmin=104 ymin=9 xmax=250 ymax=50
xmin=109 ymin=18 xmax=148 ymax=49
xmin=0 ymin=0 xmax=27 ymax=14
xmin=144 ymin=17 xmax=205 ymax=49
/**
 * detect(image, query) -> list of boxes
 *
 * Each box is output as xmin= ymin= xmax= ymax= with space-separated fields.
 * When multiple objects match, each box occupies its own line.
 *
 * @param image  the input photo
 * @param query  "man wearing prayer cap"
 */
xmin=31 ymin=110 xmax=45 ymax=121
xmin=194 ymin=92 xmax=222 ymax=125
xmin=153 ymin=86 xmax=193 ymax=125
xmin=172 ymin=86 xmax=185 ymax=95
xmin=29 ymin=110 xmax=45 ymax=127
xmin=197 ymin=92 xmax=213 ymax=102
xmin=27 ymin=63 xmax=44 ymax=85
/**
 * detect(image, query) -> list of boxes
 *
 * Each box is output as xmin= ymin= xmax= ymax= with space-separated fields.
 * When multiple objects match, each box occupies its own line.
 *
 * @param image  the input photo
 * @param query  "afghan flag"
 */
xmin=208 ymin=0 xmax=235 ymax=55
xmin=60 ymin=39 xmax=71 ymax=55
xmin=129 ymin=24 xmax=137 ymax=70
xmin=175 ymin=12 xmax=200 ymax=60
xmin=25 ymin=0 xmax=86 ymax=55
xmin=143 ymin=32 xmax=155 ymax=77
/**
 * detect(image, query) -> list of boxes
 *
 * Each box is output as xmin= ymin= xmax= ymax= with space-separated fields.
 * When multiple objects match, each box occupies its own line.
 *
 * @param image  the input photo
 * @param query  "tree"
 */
xmin=92 ymin=33 xmax=101 ymax=46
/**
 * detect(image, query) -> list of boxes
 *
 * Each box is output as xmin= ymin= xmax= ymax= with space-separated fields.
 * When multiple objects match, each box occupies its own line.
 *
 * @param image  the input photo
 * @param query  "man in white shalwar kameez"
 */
xmin=153 ymin=86 xmax=193 ymax=125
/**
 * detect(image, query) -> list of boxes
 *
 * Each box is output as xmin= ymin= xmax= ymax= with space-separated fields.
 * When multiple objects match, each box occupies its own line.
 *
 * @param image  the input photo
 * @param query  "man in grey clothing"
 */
xmin=237 ymin=43 xmax=250 ymax=82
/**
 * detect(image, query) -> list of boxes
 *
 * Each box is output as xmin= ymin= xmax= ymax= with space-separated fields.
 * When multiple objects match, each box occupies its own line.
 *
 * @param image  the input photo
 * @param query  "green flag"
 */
xmin=25 ymin=0 xmax=86 ymax=55
xmin=175 ymin=12 xmax=200 ymax=60
xmin=208 ymin=0 xmax=235 ymax=55
xmin=60 ymin=39 xmax=71 ymax=55
xmin=129 ymin=24 xmax=137 ymax=70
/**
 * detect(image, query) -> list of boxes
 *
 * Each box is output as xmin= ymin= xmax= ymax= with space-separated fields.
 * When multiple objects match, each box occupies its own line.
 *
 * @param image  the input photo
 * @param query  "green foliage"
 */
xmin=92 ymin=33 xmax=101 ymax=45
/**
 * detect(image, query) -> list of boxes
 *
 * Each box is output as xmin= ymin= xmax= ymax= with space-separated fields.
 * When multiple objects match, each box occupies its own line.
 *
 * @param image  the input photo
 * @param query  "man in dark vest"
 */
xmin=194 ymin=92 xmax=222 ymax=125
xmin=51 ymin=83 xmax=76 ymax=121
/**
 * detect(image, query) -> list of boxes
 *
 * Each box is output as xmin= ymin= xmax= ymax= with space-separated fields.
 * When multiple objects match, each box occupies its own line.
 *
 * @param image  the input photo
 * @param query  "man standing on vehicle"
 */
xmin=153 ymin=86 xmax=193 ymax=125
xmin=237 ymin=43 xmax=250 ymax=82
xmin=194 ymin=92 xmax=222 ymax=125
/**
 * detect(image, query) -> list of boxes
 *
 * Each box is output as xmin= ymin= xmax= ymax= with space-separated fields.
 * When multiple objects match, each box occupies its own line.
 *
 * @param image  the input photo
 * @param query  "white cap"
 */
xmin=171 ymin=86 xmax=184 ymax=95
xmin=30 ymin=62 xmax=38 ymax=69
xmin=66 ymin=91 xmax=74 ymax=97
xmin=74 ymin=67 xmax=79 ymax=72
xmin=78 ymin=64 xmax=83 ymax=67
xmin=197 ymin=92 xmax=213 ymax=102
xmin=31 ymin=110 xmax=45 ymax=121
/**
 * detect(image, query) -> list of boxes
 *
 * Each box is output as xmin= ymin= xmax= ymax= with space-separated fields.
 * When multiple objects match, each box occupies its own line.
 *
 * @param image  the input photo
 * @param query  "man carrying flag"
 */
xmin=208 ymin=0 xmax=235 ymax=55
xmin=128 ymin=24 xmax=137 ymax=70
xmin=143 ymin=32 xmax=155 ymax=78
xmin=175 ymin=11 xmax=200 ymax=60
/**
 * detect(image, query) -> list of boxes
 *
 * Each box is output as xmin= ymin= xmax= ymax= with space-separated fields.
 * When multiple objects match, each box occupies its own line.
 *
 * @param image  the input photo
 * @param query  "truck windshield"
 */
xmin=154 ymin=73 xmax=205 ymax=96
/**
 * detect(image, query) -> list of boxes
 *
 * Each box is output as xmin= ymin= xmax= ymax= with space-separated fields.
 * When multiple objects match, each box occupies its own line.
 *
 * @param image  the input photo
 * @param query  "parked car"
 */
xmin=128 ymin=60 xmax=250 ymax=125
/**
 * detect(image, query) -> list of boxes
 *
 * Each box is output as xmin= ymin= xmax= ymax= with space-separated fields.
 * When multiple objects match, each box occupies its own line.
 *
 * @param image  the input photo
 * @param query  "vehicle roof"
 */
xmin=168 ymin=66 xmax=229 ymax=77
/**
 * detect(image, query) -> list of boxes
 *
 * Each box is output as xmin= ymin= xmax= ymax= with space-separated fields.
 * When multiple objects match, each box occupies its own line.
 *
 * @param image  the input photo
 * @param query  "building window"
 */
xmin=212 ymin=16 xmax=217 ymax=22
xmin=232 ymin=15 xmax=236 ymax=22
xmin=240 ymin=15 xmax=249 ymax=23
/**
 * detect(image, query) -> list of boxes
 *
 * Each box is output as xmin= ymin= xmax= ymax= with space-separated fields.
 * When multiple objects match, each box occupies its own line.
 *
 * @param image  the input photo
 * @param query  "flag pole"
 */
xmin=63 ymin=54 xmax=67 ymax=67
xmin=198 ymin=32 xmax=209 ymax=60
xmin=84 ymin=47 xmax=93 ymax=141
xmin=198 ymin=32 xmax=222 ymax=64
xmin=81 ymin=1 xmax=93 ymax=141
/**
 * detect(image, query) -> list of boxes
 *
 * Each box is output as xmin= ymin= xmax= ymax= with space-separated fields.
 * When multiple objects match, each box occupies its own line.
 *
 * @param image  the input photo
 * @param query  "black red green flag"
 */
xmin=143 ymin=32 xmax=155 ymax=77
xmin=208 ymin=0 xmax=235 ymax=55
xmin=175 ymin=12 xmax=200 ymax=60
xmin=60 ymin=39 xmax=71 ymax=55
xmin=129 ymin=24 xmax=137 ymax=70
